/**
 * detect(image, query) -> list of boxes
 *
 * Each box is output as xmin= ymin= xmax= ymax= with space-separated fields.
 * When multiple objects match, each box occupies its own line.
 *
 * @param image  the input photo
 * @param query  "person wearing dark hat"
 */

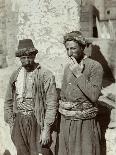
xmin=4 ymin=39 xmax=58 ymax=155
xmin=58 ymin=31 xmax=103 ymax=155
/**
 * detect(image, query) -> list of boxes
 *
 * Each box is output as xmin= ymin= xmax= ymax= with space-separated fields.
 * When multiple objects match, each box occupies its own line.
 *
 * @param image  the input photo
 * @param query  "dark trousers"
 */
xmin=11 ymin=113 xmax=50 ymax=155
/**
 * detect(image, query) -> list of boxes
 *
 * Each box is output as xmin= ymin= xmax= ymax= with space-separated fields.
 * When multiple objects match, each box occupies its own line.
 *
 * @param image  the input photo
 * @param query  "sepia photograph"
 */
xmin=0 ymin=0 xmax=116 ymax=155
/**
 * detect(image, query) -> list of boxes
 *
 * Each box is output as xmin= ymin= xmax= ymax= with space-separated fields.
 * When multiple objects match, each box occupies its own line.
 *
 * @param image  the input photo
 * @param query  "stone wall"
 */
xmin=80 ymin=4 xmax=93 ymax=37
xmin=104 ymin=0 xmax=116 ymax=19
xmin=0 ymin=1 xmax=81 ymax=154
xmin=94 ymin=0 xmax=105 ymax=20
xmin=0 ymin=0 xmax=5 ymax=47
xmin=4 ymin=0 xmax=81 ymax=88
xmin=0 ymin=0 xmax=81 ymax=99
xmin=1 ymin=0 xmax=80 ymax=92
xmin=0 ymin=0 xmax=7 ymax=68
xmin=0 ymin=1 xmax=116 ymax=155
xmin=5 ymin=0 xmax=19 ymax=66
xmin=1 ymin=1 xmax=81 ymax=154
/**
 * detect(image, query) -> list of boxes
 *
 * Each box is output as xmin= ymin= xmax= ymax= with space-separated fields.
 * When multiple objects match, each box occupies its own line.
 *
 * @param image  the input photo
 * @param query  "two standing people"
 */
xmin=4 ymin=31 xmax=103 ymax=155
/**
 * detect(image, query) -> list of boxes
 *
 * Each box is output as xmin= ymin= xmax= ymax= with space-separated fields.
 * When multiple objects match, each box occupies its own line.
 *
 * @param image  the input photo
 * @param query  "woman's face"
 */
xmin=65 ymin=40 xmax=84 ymax=63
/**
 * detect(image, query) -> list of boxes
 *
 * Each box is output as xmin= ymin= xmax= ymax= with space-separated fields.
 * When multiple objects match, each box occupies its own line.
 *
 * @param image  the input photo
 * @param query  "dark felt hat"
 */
xmin=16 ymin=39 xmax=38 ymax=57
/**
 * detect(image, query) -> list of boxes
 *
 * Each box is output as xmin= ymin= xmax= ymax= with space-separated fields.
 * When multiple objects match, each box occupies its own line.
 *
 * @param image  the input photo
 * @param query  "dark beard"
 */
xmin=75 ymin=53 xmax=84 ymax=63
xmin=22 ymin=63 xmax=36 ymax=72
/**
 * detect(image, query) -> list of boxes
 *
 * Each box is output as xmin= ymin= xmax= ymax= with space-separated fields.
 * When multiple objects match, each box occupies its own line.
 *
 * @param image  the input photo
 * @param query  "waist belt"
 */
xmin=16 ymin=98 xmax=34 ymax=115
xmin=17 ymin=109 xmax=34 ymax=115
xmin=59 ymin=100 xmax=98 ymax=120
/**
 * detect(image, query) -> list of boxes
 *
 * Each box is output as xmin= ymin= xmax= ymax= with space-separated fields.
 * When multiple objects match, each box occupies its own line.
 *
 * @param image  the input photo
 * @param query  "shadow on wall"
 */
xmin=91 ymin=45 xmax=115 ymax=88
xmin=91 ymin=44 xmax=115 ymax=155
xmin=97 ymin=102 xmax=113 ymax=155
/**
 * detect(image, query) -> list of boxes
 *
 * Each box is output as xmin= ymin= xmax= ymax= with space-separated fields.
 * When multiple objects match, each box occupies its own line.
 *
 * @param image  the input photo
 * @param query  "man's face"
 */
xmin=20 ymin=55 xmax=35 ymax=69
xmin=65 ymin=40 xmax=84 ymax=62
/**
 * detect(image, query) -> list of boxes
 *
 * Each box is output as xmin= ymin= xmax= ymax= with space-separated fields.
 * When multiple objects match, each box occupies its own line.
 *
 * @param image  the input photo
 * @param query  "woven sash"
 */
xmin=59 ymin=100 xmax=98 ymax=120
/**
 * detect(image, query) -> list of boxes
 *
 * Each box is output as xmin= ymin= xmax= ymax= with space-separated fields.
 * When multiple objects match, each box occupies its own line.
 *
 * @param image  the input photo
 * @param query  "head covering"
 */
xmin=15 ymin=39 xmax=38 ymax=57
xmin=63 ymin=31 xmax=91 ymax=48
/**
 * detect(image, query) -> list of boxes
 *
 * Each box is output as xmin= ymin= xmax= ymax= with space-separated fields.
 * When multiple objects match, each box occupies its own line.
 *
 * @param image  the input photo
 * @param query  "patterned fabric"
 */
xmin=16 ymin=68 xmax=36 ymax=115
xmin=59 ymin=107 xmax=98 ymax=120
xmin=4 ymin=64 xmax=57 ymax=131
xmin=16 ymin=67 xmax=35 ymax=100
xmin=16 ymin=39 xmax=38 ymax=57
xmin=17 ymin=99 xmax=34 ymax=115
xmin=15 ymin=67 xmax=25 ymax=99
xmin=15 ymin=47 xmax=38 ymax=57
xmin=63 ymin=31 xmax=91 ymax=47
xmin=23 ymin=71 xmax=34 ymax=98
xmin=59 ymin=100 xmax=98 ymax=120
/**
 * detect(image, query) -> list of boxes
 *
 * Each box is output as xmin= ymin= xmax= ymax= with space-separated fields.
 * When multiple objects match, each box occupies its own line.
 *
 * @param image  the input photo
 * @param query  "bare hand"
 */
xmin=39 ymin=129 xmax=50 ymax=146
xmin=69 ymin=57 xmax=83 ymax=77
